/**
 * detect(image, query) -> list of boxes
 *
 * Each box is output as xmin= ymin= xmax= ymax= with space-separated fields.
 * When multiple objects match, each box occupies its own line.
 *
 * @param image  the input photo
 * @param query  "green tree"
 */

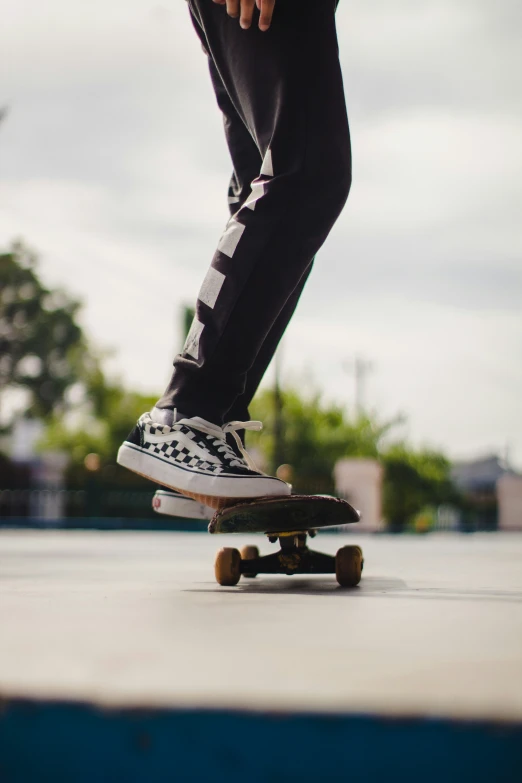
xmin=381 ymin=444 xmax=459 ymax=531
xmin=42 ymin=366 xmax=158 ymax=490
xmin=250 ymin=386 xmax=458 ymax=527
xmin=43 ymin=366 xmax=157 ymax=468
xmin=249 ymin=387 xmax=398 ymax=493
xmin=0 ymin=241 xmax=88 ymax=420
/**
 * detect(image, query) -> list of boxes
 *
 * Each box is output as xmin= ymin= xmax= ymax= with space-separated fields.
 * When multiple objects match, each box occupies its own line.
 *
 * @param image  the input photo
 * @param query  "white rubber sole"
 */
xmin=117 ymin=442 xmax=291 ymax=501
xmin=153 ymin=491 xmax=213 ymax=521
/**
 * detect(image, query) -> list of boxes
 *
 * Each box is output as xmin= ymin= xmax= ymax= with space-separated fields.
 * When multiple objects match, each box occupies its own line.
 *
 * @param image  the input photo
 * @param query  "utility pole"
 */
xmin=344 ymin=355 xmax=373 ymax=417
xmin=181 ymin=305 xmax=195 ymax=348
xmin=273 ymin=348 xmax=285 ymax=472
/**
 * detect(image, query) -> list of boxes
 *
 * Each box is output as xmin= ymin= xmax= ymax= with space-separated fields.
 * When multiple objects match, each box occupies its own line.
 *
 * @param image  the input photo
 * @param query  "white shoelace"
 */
xmin=223 ymin=420 xmax=262 ymax=471
xmin=172 ymin=416 xmax=263 ymax=471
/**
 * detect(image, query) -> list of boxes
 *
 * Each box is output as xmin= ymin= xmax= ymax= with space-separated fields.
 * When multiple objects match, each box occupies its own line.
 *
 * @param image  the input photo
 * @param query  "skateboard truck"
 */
xmin=240 ymin=531 xmax=338 ymax=577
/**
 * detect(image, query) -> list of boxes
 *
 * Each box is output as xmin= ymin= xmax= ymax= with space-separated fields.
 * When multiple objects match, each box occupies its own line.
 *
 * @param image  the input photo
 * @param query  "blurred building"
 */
xmin=9 ymin=418 xmax=44 ymax=462
xmin=4 ymin=418 xmax=68 ymax=521
xmin=451 ymin=454 xmax=520 ymax=531
xmin=497 ymin=474 xmax=522 ymax=531
xmin=451 ymin=454 xmax=509 ymax=493
xmin=334 ymin=458 xmax=383 ymax=532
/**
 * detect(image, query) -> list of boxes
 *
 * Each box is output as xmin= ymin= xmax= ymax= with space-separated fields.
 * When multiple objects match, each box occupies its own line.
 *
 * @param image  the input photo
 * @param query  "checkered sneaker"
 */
xmin=139 ymin=415 xmax=252 ymax=477
xmin=117 ymin=412 xmax=291 ymax=501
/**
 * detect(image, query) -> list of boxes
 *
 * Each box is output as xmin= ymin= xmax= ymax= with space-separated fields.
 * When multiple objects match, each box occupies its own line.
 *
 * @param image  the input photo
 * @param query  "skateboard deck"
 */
xmin=209 ymin=495 xmax=364 ymax=588
xmin=209 ymin=494 xmax=360 ymax=535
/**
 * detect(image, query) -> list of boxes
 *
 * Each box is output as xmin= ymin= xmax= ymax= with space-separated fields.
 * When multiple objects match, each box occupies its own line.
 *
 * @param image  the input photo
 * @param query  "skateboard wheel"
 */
xmin=335 ymin=545 xmax=363 ymax=588
xmin=240 ymin=545 xmax=259 ymax=579
xmin=215 ymin=547 xmax=241 ymax=586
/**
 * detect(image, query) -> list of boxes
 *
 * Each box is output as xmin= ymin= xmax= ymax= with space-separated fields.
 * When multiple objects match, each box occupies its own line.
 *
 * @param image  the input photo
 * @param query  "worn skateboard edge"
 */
xmin=209 ymin=494 xmax=360 ymax=535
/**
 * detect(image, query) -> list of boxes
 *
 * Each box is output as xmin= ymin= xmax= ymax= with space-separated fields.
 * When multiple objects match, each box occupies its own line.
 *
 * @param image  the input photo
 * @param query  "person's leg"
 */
xmin=118 ymin=0 xmax=350 ymax=504
xmin=150 ymin=51 xmax=311 ymax=516
xmin=207 ymin=56 xmax=314 ymax=424
xmin=157 ymin=0 xmax=351 ymax=426
xmin=207 ymin=59 xmax=263 ymax=219
xmin=225 ymin=268 xmax=312 ymax=423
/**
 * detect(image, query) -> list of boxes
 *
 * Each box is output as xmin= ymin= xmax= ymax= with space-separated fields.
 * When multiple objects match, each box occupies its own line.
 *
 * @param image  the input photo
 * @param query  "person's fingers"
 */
xmin=226 ymin=0 xmax=240 ymax=18
xmin=258 ymin=0 xmax=275 ymax=31
xmin=240 ymin=0 xmax=256 ymax=29
xmin=216 ymin=0 xmax=273 ymax=30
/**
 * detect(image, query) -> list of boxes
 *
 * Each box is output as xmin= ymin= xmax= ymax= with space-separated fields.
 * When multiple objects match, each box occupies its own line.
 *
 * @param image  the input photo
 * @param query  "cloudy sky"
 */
xmin=2 ymin=0 xmax=521 ymax=466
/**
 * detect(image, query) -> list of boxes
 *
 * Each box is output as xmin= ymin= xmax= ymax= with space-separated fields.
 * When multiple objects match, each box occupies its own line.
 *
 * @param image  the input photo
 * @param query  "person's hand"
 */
xmin=212 ymin=0 xmax=276 ymax=32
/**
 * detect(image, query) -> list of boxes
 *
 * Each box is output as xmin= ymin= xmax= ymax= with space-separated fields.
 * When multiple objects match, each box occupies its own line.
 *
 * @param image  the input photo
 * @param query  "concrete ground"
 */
xmin=1 ymin=529 xmax=521 ymax=721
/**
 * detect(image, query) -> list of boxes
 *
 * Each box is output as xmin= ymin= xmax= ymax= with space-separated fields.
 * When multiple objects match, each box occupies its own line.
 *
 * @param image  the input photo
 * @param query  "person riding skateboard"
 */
xmin=117 ymin=0 xmax=352 ymax=513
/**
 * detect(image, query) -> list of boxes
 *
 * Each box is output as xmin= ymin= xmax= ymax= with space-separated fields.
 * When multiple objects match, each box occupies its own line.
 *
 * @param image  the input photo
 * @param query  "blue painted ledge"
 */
xmin=0 ymin=698 xmax=521 ymax=783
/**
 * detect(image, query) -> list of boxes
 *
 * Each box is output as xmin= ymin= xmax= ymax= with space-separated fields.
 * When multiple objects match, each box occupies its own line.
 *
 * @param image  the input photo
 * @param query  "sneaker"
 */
xmin=117 ymin=412 xmax=290 ymax=508
xmin=152 ymin=489 xmax=213 ymax=520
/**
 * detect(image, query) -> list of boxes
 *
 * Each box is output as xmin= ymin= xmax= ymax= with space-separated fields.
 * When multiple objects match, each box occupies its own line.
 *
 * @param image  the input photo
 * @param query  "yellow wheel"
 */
xmin=240 ymin=545 xmax=259 ymax=579
xmin=354 ymin=545 xmax=364 ymax=562
xmin=335 ymin=545 xmax=363 ymax=587
xmin=215 ymin=547 xmax=241 ymax=586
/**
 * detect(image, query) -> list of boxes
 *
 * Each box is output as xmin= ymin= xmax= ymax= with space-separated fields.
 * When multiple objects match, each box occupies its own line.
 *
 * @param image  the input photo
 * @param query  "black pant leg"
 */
xmin=158 ymin=0 xmax=351 ymax=424
xmin=207 ymin=57 xmax=315 ymax=428
xmin=209 ymin=60 xmax=314 ymax=423
xmin=207 ymin=60 xmax=262 ymax=217
xmin=225 ymin=265 xmax=313 ymax=422
xmin=203 ymin=55 xmax=315 ymax=425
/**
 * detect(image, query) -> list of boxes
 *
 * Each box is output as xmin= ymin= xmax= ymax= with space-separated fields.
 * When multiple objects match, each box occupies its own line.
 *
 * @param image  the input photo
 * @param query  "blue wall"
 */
xmin=1 ymin=698 xmax=521 ymax=783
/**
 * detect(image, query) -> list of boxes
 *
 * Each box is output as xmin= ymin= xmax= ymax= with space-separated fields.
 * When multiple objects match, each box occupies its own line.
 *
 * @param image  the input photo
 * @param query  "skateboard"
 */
xmin=209 ymin=494 xmax=363 ymax=587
